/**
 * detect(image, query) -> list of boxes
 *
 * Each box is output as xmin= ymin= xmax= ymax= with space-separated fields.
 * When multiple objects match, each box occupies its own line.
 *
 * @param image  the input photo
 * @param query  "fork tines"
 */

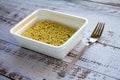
xmin=91 ymin=22 xmax=105 ymax=37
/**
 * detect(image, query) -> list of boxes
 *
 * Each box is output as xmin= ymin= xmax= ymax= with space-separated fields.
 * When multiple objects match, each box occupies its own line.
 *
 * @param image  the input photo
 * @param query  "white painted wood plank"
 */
xmin=0 ymin=75 xmax=10 ymax=80
xmin=0 ymin=0 xmax=120 ymax=80
xmin=72 ymin=42 xmax=120 ymax=79
xmin=0 ymin=39 xmax=117 ymax=80
xmin=1 ymin=0 xmax=120 ymax=48
xmin=90 ymin=0 xmax=120 ymax=4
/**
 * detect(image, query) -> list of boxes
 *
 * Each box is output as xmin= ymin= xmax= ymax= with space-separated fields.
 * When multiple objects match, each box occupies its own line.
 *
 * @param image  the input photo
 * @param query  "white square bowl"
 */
xmin=10 ymin=9 xmax=88 ymax=59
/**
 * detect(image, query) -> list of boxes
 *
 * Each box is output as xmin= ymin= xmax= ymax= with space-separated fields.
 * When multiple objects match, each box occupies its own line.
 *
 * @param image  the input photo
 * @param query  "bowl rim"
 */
xmin=10 ymin=9 xmax=88 ymax=48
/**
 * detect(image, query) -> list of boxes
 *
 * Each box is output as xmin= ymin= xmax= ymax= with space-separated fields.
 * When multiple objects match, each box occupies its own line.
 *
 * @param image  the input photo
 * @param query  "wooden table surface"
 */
xmin=0 ymin=0 xmax=120 ymax=80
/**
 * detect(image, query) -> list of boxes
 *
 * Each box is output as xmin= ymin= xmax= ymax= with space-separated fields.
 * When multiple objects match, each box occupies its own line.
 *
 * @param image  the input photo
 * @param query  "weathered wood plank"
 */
xmin=0 ymin=0 xmax=120 ymax=80
xmin=0 ymin=75 xmax=11 ymax=80
xmin=0 ymin=0 xmax=120 ymax=48
xmin=0 ymin=39 xmax=117 ymax=80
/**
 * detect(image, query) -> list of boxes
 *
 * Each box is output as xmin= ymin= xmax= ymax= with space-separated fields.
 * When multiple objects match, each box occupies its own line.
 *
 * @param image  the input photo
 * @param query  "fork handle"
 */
xmin=59 ymin=44 xmax=88 ymax=77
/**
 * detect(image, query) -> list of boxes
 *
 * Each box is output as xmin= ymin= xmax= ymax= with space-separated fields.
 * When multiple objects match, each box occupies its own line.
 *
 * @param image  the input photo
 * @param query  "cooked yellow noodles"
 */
xmin=22 ymin=20 xmax=76 ymax=46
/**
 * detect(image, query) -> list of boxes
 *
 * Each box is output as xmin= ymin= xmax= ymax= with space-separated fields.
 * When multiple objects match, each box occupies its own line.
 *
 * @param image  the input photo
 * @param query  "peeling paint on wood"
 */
xmin=0 ymin=0 xmax=120 ymax=80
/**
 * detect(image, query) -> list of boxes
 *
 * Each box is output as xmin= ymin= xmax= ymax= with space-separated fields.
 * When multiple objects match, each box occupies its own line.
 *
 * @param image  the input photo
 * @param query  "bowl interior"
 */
xmin=16 ymin=10 xmax=86 ymax=33
xmin=11 ymin=10 xmax=86 ymax=47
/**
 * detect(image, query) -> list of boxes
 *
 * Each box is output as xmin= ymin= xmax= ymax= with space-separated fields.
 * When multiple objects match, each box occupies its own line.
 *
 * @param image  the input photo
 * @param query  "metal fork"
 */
xmin=58 ymin=22 xmax=105 ymax=77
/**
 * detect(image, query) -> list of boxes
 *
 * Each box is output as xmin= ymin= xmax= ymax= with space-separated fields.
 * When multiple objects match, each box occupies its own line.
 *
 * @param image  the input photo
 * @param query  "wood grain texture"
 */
xmin=0 ymin=0 xmax=120 ymax=80
xmin=0 ymin=75 xmax=11 ymax=80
